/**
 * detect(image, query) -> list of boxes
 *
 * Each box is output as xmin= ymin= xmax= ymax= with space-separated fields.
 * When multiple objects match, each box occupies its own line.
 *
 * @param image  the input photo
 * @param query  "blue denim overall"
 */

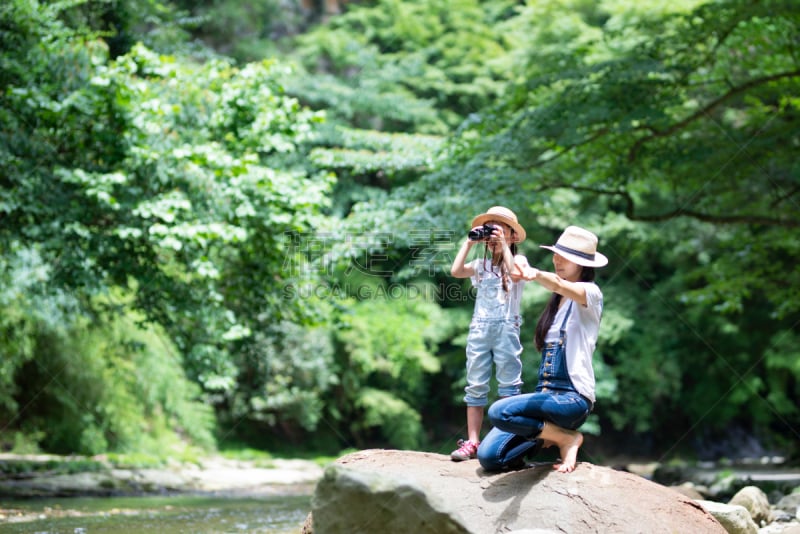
xmin=463 ymin=260 xmax=524 ymax=406
xmin=477 ymin=301 xmax=592 ymax=471
xmin=537 ymin=302 xmax=576 ymax=395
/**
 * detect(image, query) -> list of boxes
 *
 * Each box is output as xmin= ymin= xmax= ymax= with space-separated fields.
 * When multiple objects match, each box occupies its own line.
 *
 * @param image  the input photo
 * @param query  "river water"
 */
xmin=0 ymin=493 xmax=311 ymax=533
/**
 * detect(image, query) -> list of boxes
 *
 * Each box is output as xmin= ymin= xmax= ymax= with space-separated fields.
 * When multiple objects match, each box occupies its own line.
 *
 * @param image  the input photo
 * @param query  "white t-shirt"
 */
xmin=468 ymin=255 xmax=527 ymax=321
xmin=543 ymin=282 xmax=603 ymax=403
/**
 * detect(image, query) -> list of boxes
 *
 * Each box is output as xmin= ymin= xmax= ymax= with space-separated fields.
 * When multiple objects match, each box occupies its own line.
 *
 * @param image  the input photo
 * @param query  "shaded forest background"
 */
xmin=1 ymin=0 xmax=798 ymax=464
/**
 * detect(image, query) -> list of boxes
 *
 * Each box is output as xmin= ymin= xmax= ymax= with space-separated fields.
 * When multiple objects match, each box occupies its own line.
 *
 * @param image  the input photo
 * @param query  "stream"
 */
xmin=2 ymin=457 xmax=798 ymax=533
xmin=0 ymin=493 xmax=311 ymax=533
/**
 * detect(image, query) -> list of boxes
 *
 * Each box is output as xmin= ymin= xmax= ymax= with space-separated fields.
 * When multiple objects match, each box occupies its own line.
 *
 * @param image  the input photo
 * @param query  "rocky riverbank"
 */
xmin=0 ymin=453 xmax=323 ymax=499
xmin=3 ymin=451 xmax=800 ymax=533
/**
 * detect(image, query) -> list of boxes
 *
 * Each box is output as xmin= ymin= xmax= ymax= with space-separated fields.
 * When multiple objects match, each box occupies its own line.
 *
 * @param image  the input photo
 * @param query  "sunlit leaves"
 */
xmin=354 ymin=388 xmax=423 ymax=449
xmin=243 ymin=323 xmax=338 ymax=431
xmin=339 ymin=295 xmax=443 ymax=383
xmin=332 ymin=293 xmax=444 ymax=447
xmin=310 ymin=128 xmax=444 ymax=174
xmin=286 ymin=0 xmax=519 ymax=131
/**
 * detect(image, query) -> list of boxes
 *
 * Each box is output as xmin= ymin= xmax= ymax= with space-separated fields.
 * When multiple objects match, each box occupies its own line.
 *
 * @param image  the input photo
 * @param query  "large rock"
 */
xmin=697 ymin=500 xmax=758 ymax=534
xmin=776 ymin=492 xmax=800 ymax=518
xmin=728 ymin=485 xmax=772 ymax=524
xmin=309 ymin=449 xmax=725 ymax=534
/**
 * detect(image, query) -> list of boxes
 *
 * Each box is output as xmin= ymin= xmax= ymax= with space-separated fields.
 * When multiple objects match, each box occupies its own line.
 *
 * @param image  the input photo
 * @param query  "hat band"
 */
xmin=555 ymin=243 xmax=595 ymax=261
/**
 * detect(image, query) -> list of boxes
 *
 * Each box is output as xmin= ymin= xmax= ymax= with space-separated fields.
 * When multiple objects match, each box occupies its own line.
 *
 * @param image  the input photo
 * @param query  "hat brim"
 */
xmin=471 ymin=214 xmax=526 ymax=243
xmin=540 ymin=245 xmax=608 ymax=268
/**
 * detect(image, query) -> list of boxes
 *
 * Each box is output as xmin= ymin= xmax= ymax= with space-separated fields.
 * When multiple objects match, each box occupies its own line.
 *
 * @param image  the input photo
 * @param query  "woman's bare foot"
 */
xmin=553 ymin=431 xmax=583 ymax=473
xmin=539 ymin=422 xmax=583 ymax=473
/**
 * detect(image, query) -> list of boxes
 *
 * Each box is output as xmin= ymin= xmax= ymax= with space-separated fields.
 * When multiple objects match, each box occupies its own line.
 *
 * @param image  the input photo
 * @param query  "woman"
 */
xmin=476 ymin=225 xmax=608 ymax=473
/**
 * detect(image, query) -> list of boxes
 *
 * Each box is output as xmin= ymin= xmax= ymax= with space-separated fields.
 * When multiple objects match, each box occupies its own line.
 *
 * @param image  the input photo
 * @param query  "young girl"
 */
xmin=477 ymin=225 xmax=607 ymax=473
xmin=449 ymin=206 xmax=530 ymax=461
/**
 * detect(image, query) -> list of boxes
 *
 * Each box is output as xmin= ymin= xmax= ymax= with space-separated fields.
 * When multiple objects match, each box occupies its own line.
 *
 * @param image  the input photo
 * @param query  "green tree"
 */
xmin=338 ymin=0 xmax=800 ymax=455
xmin=334 ymin=293 xmax=445 ymax=448
xmin=5 ymin=0 xmax=798 ymax=459
xmin=1 ymin=1 xmax=336 ymax=451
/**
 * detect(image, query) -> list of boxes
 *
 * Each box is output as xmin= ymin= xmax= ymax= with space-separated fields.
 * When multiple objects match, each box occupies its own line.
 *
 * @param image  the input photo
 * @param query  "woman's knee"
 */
xmin=476 ymin=439 xmax=504 ymax=471
xmin=478 ymin=452 xmax=504 ymax=471
xmin=486 ymin=399 xmax=506 ymax=424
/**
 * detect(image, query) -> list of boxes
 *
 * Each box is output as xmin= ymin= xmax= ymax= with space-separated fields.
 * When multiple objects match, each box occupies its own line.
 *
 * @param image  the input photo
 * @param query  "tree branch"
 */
xmin=510 ymin=127 xmax=609 ymax=171
xmin=771 ymin=184 xmax=800 ymax=209
xmin=538 ymin=183 xmax=800 ymax=228
xmin=627 ymin=69 xmax=800 ymax=162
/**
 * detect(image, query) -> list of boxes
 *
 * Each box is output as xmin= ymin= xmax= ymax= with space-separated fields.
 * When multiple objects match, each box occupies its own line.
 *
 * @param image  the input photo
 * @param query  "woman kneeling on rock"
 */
xmin=477 ymin=226 xmax=607 ymax=473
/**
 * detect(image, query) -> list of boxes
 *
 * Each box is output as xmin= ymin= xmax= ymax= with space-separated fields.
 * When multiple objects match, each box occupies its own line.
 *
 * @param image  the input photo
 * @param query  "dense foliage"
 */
xmin=1 ymin=0 xmax=798 ymax=461
xmin=330 ymin=0 xmax=800 ymax=457
xmin=1 ymin=0 xmax=332 ymax=453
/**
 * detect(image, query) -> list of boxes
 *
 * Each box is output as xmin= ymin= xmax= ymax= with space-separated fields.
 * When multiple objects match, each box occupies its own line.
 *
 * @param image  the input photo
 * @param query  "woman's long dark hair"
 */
xmin=533 ymin=265 xmax=596 ymax=351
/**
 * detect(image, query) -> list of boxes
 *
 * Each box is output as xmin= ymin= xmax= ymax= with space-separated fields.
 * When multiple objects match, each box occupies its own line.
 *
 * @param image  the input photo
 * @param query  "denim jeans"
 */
xmin=463 ymin=318 xmax=523 ymax=407
xmin=477 ymin=302 xmax=592 ymax=471
xmin=477 ymin=390 xmax=591 ymax=471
